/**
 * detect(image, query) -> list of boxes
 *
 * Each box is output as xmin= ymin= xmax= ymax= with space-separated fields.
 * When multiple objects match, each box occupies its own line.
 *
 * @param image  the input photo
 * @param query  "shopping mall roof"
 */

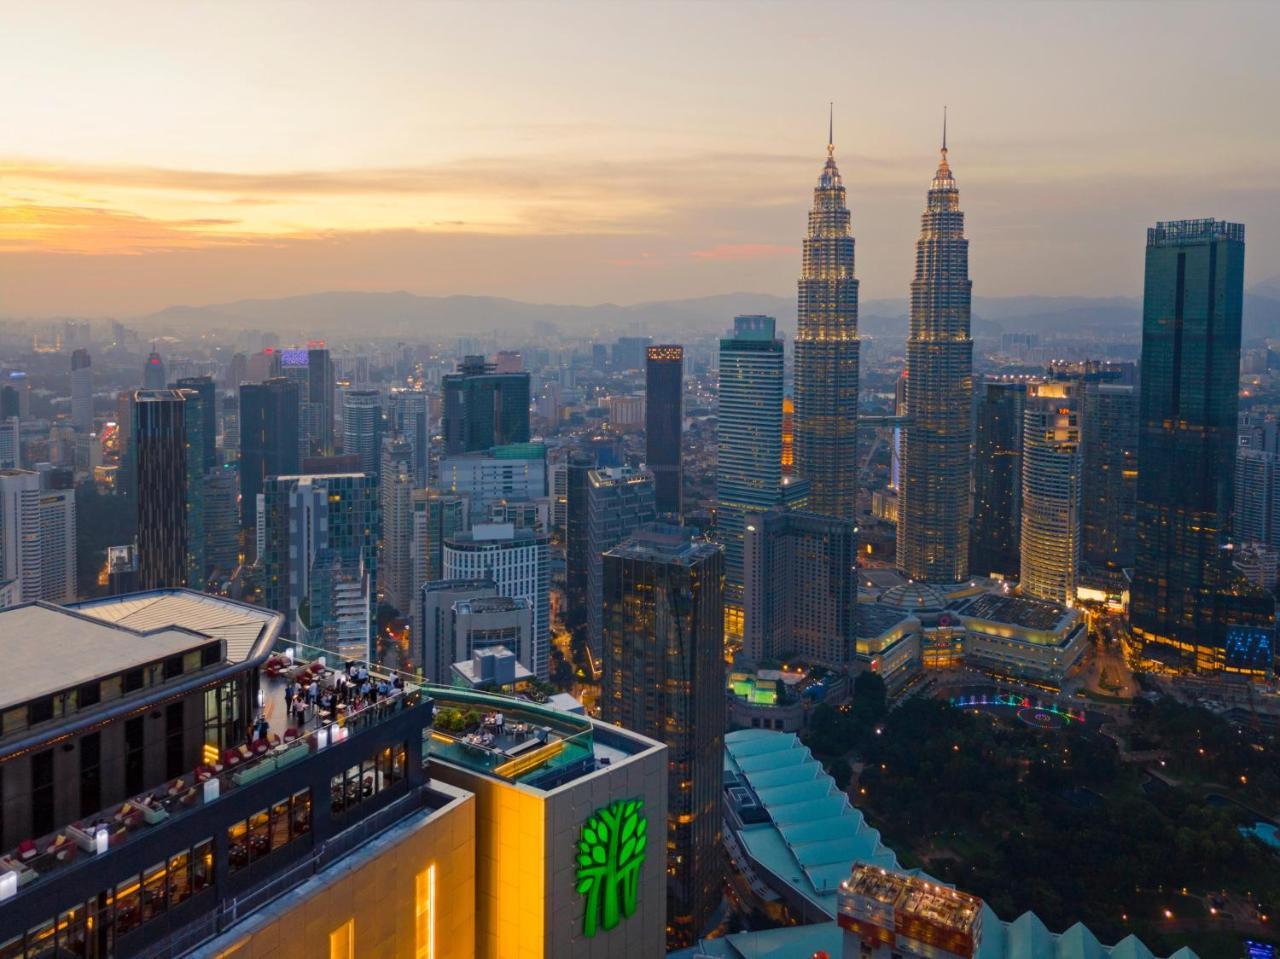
xmin=724 ymin=728 xmax=902 ymax=916
xmin=959 ymin=592 xmax=1076 ymax=633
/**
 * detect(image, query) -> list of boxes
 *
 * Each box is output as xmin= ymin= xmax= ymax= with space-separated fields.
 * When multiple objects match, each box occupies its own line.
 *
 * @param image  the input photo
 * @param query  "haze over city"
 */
xmin=3 ymin=1 xmax=1280 ymax=318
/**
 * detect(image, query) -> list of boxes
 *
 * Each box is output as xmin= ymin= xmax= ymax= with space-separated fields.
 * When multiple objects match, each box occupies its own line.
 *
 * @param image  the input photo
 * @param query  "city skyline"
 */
xmin=3 ymin=2 xmax=1280 ymax=316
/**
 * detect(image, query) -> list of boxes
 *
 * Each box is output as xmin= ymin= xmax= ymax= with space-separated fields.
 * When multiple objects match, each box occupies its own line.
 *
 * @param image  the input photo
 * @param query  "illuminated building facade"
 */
xmin=1019 ymin=383 xmax=1081 ymax=605
xmin=645 ymin=345 xmax=684 ymax=515
xmin=898 ymin=130 xmax=973 ymax=582
xmin=601 ymin=526 xmax=724 ymax=948
xmin=971 ymin=381 xmax=1026 ymax=579
xmin=794 ymin=123 xmax=859 ymax=520
xmin=1131 ymin=220 xmax=1276 ymax=672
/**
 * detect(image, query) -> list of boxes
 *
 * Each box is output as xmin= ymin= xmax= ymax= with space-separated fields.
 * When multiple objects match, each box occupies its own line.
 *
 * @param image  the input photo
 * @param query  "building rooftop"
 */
xmin=878 ymin=581 xmax=948 ymax=614
xmin=857 ymin=603 xmax=919 ymax=639
xmin=0 ymin=603 xmax=206 ymax=711
xmin=958 ymin=592 xmax=1076 ymax=634
xmin=604 ymin=524 xmax=720 ymax=565
xmin=842 ymin=863 xmax=981 ymax=936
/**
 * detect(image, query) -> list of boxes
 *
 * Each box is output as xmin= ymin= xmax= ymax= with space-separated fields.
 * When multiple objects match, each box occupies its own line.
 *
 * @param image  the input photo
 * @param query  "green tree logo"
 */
xmin=574 ymin=797 xmax=648 ymax=938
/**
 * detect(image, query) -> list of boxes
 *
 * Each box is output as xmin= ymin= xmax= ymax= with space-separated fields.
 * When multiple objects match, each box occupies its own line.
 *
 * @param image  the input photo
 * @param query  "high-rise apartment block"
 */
xmin=602 ymin=525 xmax=724 ymax=948
xmin=0 ymin=468 xmax=76 ymax=603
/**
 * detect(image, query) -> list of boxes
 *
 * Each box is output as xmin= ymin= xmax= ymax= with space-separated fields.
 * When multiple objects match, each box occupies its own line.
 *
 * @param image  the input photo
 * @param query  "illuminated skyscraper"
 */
xmin=1131 ymin=219 xmax=1274 ymax=672
xmin=971 ymin=380 xmax=1026 ymax=579
xmin=793 ymin=113 xmax=859 ymax=519
xmin=898 ymin=122 xmax=973 ymax=582
xmin=1019 ymin=382 xmax=1081 ymax=605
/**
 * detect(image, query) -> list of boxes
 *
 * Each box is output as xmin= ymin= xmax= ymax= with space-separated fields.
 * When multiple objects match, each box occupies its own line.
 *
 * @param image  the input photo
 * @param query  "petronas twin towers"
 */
xmin=792 ymin=112 xmax=973 ymax=583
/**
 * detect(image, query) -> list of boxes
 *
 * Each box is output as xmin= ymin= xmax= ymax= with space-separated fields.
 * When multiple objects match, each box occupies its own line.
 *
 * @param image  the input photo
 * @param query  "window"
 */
xmin=77 ymin=682 xmax=100 ymax=709
xmin=193 ymin=839 xmax=214 ymax=892
xmin=168 ymin=850 xmax=191 ymax=907
xmin=201 ymin=644 xmax=221 ymax=667
xmin=141 ymin=862 xmax=167 ymax=922
xmin=330 ymin=920 xmax=354 ymax=959
xmin=28 ymin=696 xmax=54 ymax=726
xmin=115 ymin=876 xmax=141 ymax=936
xmin=123 ymin=669 xmax=144 ymax=693
xmin=163 ymin=655 xmax=184 ymax=680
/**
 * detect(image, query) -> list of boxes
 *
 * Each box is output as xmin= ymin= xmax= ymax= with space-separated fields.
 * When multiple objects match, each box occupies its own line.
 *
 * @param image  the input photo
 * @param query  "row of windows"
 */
xmin=227 ymin=789 xmax=312 ymax=873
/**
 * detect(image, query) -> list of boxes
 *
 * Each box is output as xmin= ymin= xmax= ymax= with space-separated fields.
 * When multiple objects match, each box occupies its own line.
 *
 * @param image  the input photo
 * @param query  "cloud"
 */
xmin=688 ymin=243 xmax=797 ymax=261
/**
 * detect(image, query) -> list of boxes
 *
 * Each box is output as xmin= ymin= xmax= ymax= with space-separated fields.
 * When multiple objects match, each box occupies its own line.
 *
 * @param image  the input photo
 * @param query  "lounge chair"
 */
xmin=15 ymin=839 xmax=37 ymax=861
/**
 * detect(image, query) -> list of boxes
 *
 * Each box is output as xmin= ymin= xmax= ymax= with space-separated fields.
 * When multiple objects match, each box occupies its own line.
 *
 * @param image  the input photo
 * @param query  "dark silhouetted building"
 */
xmin=172 ymin=375 xmax=217 ymax=474
xmin=239 ymin=378 xmax=301 ymax=530
xmin=442 ymin=356 xmax=530 ymax=455
xmin=1082 ymin=382 xmax=1138 ymax=575
xmin=645 ymin=345 xmax=684 ymax=515
xmin=971 ymin=380 xmax=1026 ymax=579
xmin=134 ymin=389 xmax=203 ymax=589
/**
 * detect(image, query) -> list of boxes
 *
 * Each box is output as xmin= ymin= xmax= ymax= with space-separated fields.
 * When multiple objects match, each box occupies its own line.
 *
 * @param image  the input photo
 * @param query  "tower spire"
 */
xmin=827 ymin=101 xmax=834 ymax=158
xmin=942 ymin=105 xmax=947 ymax=153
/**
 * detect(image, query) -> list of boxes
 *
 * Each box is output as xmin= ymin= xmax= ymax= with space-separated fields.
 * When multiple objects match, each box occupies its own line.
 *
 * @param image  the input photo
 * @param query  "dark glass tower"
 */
xmin=134 ymin=390 xmax=188 ymax=589
xmin=794 ymin=122 xmax=859 ymax=519
xmin=308 ymin=346 xmax=336 ymax=455
xmin=645 ymin=345 xmax=684 ymax=515
xmin=970 ymin=380 xmax=1026 ymax=579
xmin=563 ymin=450 xmax=595 ymax=637
xmin=898 ymin=129 xmax=973 ymax=582
xmin=442 ymin=356 xmax=530 ymax=455
xmin=238 ymin=378 xmax=301 ymax=529
xmin=172 ymin=375 xmax=217 ymax=474
xmin=1131 ymin=219 xmax=1273 ymax=671
xmin=601 ymin=525 xmax=724 ymax=949
xmin=1081 ymin=382 xmax=1138 ymax=575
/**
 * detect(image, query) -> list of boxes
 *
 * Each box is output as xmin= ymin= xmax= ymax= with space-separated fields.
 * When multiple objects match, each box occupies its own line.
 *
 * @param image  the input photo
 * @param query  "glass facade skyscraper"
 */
xmin=239 ymin=378 xmax=301 ymax=530
xmin=1081 ymin=382 xmax=1138 ymax=575
xmin=971 ymin=380 xmax=1026 ymax=579
xmin=1131 ymin=219 xmax=1274 ymax=672
xmin=898 ymin=135 xmax=973 ymax=582
xmin=134 ymin=389 xmax=195 ymax=590
xmin=342 ymin=388 xmax=383 ymax=482
xmin=1019 ymin=383 xmax=1081 ymax=605
xmin=793 ymin=129 xmax=859 ymax=519
xmin=601 ymin=525 xmax=724 ymax=949
xmin=645 ymin=344 xmax=684 ymax=515
xmin=442 ymin=356 xmax=531 ymax=455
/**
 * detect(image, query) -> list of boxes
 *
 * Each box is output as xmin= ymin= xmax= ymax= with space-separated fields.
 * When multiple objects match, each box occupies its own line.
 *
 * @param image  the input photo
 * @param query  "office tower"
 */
xmin=418 ymin=577 xmax=498 ymax=682
xmin=261 ymin=472 xmax=378 ymax=655
xmin=0 ymin=417 xmax=18 ymax=470
xmin=380 ymin=435 xmax=416 ymax=614
xmin=69 ymin=348 xmax=92 ymax=431
xmin=0 ymin=386 xmax=19 ymax=420
xmin=275 ymin=349 xmax=313 ymax=460
xmin=134 ymin=390 xmax=196 ymax=589
xmin=718 ymin=315 xmax=807 ymax=624
xmin=227 ymin=350 xmax=248 ymax=387
xmin=1131 ymin=219 xmax=1274 ymax=671
xmin=142 ymin=349 xmax=166 ymax=389
xmin=564 ymin=450 xmax=595 ymax=632
xmin=586 ymin=466 xmax=657 ymax=652
xmin=742 ymin=510 xmax=857 ymax=669
xmin=592 ymin=342 xmax=609 ymax=370
xmin=971 ymin=381 xmax=1027 ymax=579
xmin=601 ymin=525 xmax=724 ymax=948
xmin=645 ymin=345 xmax=684 ymax=515
xmin=391 ymin=388 xmax=430 ymax=486
xmin=612 ymin=336 xmax=652 ymax=372
xmin=794 ymin=121 xmax=859 ymax=519
xmin=172 ymin=374 xmax=217 ymax=474
xmin=1234 ymin=447 xmax=1278 ymax=545
xmin=238 ymin=378 xmax=301 ymax=529
xmin=308 ymin=345 xmax=336 ymax=455
xmin=443 ymin=523 xmax=550 ymax=679
xmin=1019 ymin=383 xmax=1081 ymax=604
xmin=898 ymin=128 xmax=973 ymax=582
xmin=437 ymin=442 xmax=548 ymax=524
xmin=410 ymin=490 xmax=468 ymax=607
xmin=442 ymin=356 xmax=531 ymax=455
xmin=0 ymin=468 xmax=77 ymax=603
xmin=494 ymin=350 xmax=523 ymax=373
xmin=342 ymin=388 xmax=383 ymax=480
xmin=204 ymin=463 xmax=240 ymax=578
xmin=1081 ymin=382 xmax=1138 ymax=573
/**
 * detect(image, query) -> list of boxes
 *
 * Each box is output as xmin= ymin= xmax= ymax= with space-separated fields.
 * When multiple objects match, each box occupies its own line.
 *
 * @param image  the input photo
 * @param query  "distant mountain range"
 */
xmin=139 ymin=285 xmax=1280 ymax=343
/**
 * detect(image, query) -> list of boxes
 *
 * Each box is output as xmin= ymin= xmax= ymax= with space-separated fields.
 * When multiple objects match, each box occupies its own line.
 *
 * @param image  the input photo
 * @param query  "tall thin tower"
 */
xmin=794 ymin=106 xmax=860 ymax=519
xmin=898 ymin=113 xmax=974 ymax=581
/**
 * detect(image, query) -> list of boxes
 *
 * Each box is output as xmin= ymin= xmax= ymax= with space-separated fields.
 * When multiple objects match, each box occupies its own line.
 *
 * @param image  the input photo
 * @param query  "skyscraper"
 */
xmin=172 ymin=374 xmax=217 ymax=474
xmin=1131 ymin=219 xmax=1274 ymax=671
xmin=0 ymin=468 xmax=77 ymax=603
xmin=142 ymin=349 xmax=166 ymax=389
xmin=390 ymin=388 xmax=430 ymax=486
xmin=134 ymin=389 xmax=190 ymax=590
xmin=794 ymin=118 xmax=859 ymax=519
xmin=70 ymin=349 xmax=93 ymax=431
xmin=342 ymin=388 xmax=383 ymax=481
xmin=275 ymin=349 xmax=313 ymax=462
xmin=898 ymin=125 xmax=973 ymax=582
xmin=586 ymin=466 xmax=657 ymax=653
xmin=261 ymin=472 xmax=378 ymax=654
xmin=1234 ymin=447 xmax=1280 ymax=546
xmin=442 ymin=356 xmax=530 ymax=455
xmin=443 ymin=523 xmax=550 ymax=679
xmin=718 ymin=315 xmax=808 ymax=625
xmin=1081 ymin=382 xmax=1138 ymax=575
xmin=1020 ymin=382 xmax=1081 ymax=605
xmin=204 ymin=463 xmax=240 ymax=579
xmin=645 ymin=345 xmax=684 ymax=515
xmin=238 ymin=378 xmax=301 ymax=530
xmin=971 ymin=380 xmax=1026 ymax=579
xmin=601 ymin=525 xmax=724 ymax=948
xmin=380 ymin=435 xmax=417 ymax=615
xmin=564 ymin=450 xmax=595 ymax=635
xmin=409 ymin=489 xmax=469 ymax=651
xmin=742 ymin=509 xmax=858 ymax=669
xmin=308 ymin=345 xmax=336 ymax=455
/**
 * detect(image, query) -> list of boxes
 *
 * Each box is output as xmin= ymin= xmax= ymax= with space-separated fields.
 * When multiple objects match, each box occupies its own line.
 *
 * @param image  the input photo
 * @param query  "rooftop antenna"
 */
xmin=827 ymin=101 xmax=834 ymax=157
xmin=942 ymin=105 xmax=948 ymax=154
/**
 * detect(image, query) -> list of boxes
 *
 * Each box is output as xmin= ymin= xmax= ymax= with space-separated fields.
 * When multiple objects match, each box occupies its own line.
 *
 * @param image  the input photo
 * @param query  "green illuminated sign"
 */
xmin=575 ymin=797 xmax=648 ymax=938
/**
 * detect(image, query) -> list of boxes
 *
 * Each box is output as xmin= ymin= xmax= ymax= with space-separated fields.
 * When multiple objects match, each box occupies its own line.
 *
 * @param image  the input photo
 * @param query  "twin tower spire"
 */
xmin=795 ymin=104 xmax=973 ymax=584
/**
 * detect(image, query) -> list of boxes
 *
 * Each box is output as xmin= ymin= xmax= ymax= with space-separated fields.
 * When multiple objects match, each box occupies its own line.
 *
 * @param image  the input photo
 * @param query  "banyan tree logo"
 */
xmin=574 ymin=797 xmax=648 ymax=938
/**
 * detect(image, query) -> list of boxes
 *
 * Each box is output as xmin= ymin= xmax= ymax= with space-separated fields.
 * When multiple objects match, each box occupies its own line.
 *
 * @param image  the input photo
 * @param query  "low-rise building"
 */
xmin=957 ymin=592 xmax=1088 ymax=687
